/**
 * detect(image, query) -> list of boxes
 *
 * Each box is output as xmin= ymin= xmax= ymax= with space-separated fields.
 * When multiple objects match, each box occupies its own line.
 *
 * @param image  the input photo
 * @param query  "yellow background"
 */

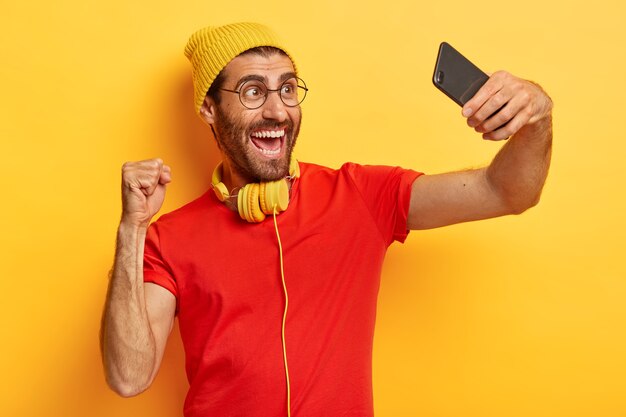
xmin=1 ymin=0 xmax=625 ymax=416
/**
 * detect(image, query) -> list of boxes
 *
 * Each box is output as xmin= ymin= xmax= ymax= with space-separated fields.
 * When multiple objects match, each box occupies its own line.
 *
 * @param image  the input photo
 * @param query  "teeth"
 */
xmin=259 ymin=148 xmax=280 ymax=155
xmin=251 ymin=129 xmax=285 ymax=138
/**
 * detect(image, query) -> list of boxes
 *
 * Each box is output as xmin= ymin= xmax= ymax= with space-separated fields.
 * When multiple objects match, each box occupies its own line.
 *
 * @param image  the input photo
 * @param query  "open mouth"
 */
xmin=249 ymin=128 xmax=286 ymax=157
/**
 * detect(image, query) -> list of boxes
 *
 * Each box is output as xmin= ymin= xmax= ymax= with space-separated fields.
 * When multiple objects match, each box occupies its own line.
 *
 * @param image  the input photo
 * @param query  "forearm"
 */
xmin=408 ymin=73 xmax=553 ymax=229
xmin=100 ymin=222 xmax=156 ymax=397
xmin=486 ymin=114 xmax=553 ymax=213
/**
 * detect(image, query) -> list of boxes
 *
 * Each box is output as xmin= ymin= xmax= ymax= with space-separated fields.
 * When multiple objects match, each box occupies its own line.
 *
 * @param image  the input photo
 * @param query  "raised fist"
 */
xmin=120 ymin=158 xmax=172 ymax=227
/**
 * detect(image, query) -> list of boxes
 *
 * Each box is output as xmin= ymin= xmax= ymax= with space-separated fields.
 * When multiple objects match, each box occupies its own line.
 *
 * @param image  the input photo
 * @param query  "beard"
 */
xmin=213 ymin=105 xmax=301 ymax=182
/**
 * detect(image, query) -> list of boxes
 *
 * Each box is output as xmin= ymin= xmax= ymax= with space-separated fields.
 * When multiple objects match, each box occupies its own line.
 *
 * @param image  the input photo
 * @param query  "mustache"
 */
xmin=247 ymin=119 xmax=294 ymax=133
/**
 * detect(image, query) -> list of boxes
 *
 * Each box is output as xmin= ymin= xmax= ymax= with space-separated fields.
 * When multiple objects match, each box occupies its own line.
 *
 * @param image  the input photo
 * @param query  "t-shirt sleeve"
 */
xmin=143 ymin=222 xmax=179 ymax=300
xmin=344 ymin=163 xmax=423 ymax=245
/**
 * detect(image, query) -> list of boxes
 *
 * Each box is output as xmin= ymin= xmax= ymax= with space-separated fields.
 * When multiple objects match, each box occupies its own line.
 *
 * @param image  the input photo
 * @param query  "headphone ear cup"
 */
xmin=247 ymin=183 xmax=266 ymax=223
xmin=260 ymin=180 xmax=290 ymax=215
xmin=259 ymin=182 xmax=268 ymax=214
xmin=212 ymin=182 xmax=229 ymax=202
xmin=238 ymin=183 xmax=266 ymax=223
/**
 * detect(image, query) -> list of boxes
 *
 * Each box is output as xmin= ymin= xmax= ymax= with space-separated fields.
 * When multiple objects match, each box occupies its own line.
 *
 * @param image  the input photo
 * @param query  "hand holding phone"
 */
xmin=432 ymin=42 xmax=488 ymax=106
xmin=432 ymin=42 xmax=553 ymax=141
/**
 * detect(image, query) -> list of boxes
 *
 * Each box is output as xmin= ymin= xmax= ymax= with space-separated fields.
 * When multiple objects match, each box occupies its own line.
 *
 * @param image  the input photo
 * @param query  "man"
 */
xmin=100 ymin=22 xmax=552 ymax=417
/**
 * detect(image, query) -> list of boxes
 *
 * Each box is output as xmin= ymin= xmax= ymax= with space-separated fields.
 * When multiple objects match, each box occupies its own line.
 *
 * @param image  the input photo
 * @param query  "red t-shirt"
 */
xmin=144 ymin=162 xmax=422 ymax=417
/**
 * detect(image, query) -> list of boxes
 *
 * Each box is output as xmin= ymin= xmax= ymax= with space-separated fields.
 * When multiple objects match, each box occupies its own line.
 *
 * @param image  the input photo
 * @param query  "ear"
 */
xmin=199 ymin=96 xmax=218 ymax=125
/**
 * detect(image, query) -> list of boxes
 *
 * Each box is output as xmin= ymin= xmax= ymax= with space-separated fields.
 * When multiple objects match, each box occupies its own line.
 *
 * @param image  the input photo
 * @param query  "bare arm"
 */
xmin=408 ymin=71 xmax=553 ymax=230
xmin=100 ymin=159 xmax=176 ymax=397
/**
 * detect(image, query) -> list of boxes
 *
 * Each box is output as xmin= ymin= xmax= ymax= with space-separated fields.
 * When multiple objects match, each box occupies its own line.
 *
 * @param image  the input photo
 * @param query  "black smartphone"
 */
xmin=432 ymin=42 xmax=489 ymax=106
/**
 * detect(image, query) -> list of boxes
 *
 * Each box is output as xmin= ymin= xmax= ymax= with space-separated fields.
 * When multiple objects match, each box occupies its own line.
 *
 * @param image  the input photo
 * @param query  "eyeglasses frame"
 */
xmin=220 ymin=76 xmax=308 ymax=110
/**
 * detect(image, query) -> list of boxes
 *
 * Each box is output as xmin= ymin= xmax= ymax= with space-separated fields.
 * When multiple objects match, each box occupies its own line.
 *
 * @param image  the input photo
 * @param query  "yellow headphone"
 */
xmin=211 ymin=158 xmax=300 ymax=223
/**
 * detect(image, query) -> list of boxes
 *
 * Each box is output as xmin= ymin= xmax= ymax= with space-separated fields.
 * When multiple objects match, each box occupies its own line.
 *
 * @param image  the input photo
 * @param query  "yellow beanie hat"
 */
xmin=184 ymin=22 xmax=296 ymax=115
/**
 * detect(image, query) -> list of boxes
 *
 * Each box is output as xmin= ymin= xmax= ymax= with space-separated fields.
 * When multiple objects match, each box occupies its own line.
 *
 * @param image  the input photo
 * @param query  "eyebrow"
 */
xmin=235 ymin=72 xmax=297 ymax=89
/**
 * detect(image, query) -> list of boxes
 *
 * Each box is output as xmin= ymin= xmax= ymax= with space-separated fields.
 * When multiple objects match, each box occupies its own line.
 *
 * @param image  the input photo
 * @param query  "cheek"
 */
xmin=239 ymin=118 xmax=255 ymax=137
xmin=219 ymin=112 xmax=250 ymax=137
xmin=291 ymin=107 xmax=302 ymax=124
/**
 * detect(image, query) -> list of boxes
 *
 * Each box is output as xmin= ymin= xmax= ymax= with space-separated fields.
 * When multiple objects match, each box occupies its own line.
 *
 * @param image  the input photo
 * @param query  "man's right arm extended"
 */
xmin=100 ymin=159 xmax=176 ymax=397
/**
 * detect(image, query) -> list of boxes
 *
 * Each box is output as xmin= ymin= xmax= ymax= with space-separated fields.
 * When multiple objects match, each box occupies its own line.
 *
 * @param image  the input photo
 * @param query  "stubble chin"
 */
xmin=214 ymin=106 xmax=300 ymax=182
xmin=245 ymin=140 xmax=294 ymax=182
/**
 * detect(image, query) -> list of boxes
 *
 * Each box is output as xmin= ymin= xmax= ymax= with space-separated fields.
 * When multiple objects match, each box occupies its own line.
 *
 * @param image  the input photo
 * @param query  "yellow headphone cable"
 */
xmin=273 ymin=205 xmax=292 ymax=417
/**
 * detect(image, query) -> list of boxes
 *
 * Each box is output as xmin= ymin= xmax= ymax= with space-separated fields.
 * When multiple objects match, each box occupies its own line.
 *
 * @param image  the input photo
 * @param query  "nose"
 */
xmin=261 ymin=90 xmax=287 ymax=122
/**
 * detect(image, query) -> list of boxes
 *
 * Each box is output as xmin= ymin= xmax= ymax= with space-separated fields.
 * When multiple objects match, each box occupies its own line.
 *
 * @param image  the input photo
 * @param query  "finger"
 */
xmin=482 ymin=110 xmax=530 ymax=141
xmin=462 ymin=73 xmax=504 ymax=118
xmin=143 ymin=159 xmax=166 ymax=195
xmin=160 ymin=165 xmax=172 ymax=184
xmin=123 ymin=159 xmax=163 ymax=176
xmin=133 ymin=174 xmax=161 ymax=196
xmin=467 ymin=90 xmax=511 ymax=127
xmin=475 ymin=94 xmax=525 ymax=133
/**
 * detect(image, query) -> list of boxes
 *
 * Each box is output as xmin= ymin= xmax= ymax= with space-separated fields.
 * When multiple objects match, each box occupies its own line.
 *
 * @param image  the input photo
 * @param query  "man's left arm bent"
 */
xmin=408 ymin=71 xmax=553 ymax=230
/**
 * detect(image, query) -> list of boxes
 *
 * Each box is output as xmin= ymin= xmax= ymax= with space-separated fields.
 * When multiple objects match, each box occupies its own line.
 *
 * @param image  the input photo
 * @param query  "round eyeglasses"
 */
xmin=220 ymin=77 xmax=308 ymax=109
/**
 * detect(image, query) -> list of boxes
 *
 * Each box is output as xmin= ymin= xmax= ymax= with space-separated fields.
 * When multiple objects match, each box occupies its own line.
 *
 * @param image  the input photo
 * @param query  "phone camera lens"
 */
xmin=436 ymin=71 xmax=444 ymax=84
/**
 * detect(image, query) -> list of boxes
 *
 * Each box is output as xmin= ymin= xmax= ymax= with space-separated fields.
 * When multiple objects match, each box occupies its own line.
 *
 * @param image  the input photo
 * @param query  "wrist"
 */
xmin=118 ymin=218 xmax=149 ymax=236
xmin=528 ymin=91 xmax=553 ymax=129
xmin=517 ymin=111 xmax=553 ymax=142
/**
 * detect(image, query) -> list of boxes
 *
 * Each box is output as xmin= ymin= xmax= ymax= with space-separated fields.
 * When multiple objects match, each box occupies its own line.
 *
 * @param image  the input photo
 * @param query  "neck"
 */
xmin=220 ymin=159 xmax=253 ymax=192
